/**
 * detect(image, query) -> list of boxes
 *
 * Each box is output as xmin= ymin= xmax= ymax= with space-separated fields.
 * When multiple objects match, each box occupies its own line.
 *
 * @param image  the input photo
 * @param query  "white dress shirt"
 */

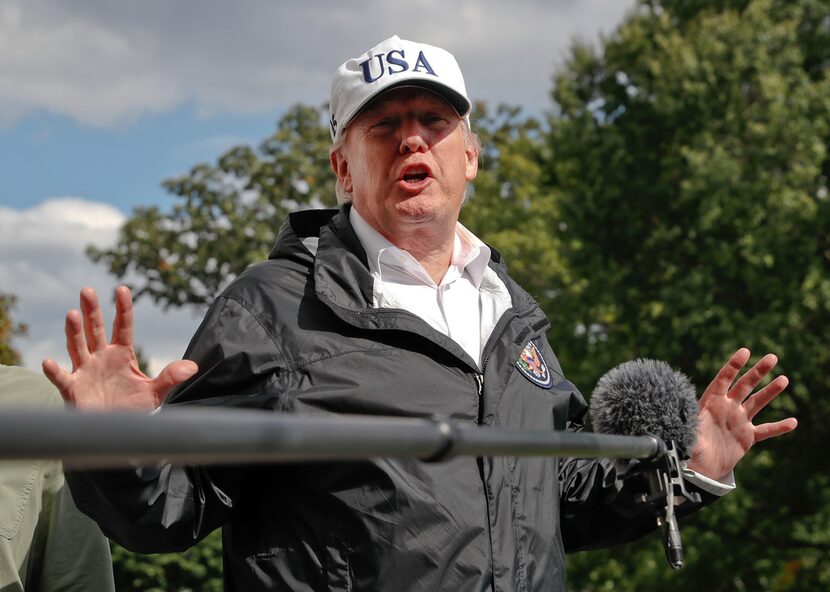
xmin=349 ymin=207 xmax=511 ymax=368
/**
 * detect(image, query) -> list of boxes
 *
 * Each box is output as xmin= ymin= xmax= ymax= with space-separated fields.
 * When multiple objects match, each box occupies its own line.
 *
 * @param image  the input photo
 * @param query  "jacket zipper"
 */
xmin=475 ymin=314 xmax=506 ymax=592
xmin=474 ymin=373 xmax=485 ymax=424
xmin=474 ymin=303 xmax=543 ymax=591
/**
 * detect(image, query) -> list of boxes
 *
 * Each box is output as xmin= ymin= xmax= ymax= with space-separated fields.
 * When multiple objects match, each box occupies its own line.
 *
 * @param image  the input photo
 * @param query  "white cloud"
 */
xmin=0 ymin=198 xmax=201 ymax=376
xmin=0 ymin=4 xmax=182 ymax=127
xmin=0 ymin=0 xmax=635 ymax=128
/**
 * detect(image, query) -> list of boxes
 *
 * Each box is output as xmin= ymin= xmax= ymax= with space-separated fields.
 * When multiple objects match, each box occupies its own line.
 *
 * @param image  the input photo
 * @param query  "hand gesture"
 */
xmin=688 ymin=348 xmax=797 ymax=480
xmin=42 ymin=286 xmax=198 ymax=412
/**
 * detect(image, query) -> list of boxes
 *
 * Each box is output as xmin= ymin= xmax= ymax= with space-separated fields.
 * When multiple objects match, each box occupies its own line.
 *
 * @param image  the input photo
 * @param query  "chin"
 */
xmin=394 ymin=196 xmax=439 ymax=222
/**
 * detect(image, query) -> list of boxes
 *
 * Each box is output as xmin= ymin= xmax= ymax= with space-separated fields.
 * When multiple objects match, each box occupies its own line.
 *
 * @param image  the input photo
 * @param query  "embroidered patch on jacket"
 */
xmin=516 ymin=340 xmax=552 ymax=389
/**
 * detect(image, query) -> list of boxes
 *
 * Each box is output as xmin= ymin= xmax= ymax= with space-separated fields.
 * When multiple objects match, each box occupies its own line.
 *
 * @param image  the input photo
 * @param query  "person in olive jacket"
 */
xmin=0 ymin=365 xmax=115 ymax=592
xmin=43 ymin=36 xmax=797 ymax=592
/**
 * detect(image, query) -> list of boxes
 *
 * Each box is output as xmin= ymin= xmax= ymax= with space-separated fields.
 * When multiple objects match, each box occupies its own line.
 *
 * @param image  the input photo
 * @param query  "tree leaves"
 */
xmin=554 ymin=0 xmax=830 ymax=589
xmin=89 ymin=104 xmax=335 ymax=309
xmin=0 ymin=292 xmax=27 ymax=366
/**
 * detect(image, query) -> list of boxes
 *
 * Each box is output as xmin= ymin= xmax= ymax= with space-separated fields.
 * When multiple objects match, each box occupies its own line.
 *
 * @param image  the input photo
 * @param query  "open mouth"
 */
xmin=403 ymin=171 xmax=429 ymax=182
xmin=398 ymin=164 xmax=433 ymax=190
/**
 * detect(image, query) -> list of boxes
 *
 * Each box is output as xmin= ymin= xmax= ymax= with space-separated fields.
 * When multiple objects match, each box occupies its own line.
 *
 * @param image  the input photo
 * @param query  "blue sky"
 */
xmin=2 ymin=106 xmax=278 ymax=212
xmin=0 ymin=0 xmax=635 ymax=374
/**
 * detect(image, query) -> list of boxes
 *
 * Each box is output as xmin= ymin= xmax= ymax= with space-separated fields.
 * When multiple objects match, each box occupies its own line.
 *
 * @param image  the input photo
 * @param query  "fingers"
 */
xmin=111 ymin=285 xmax=134 ymax=347
xmin=743 ymin=375 xmax=789 ymax=419
xmin=42 ymin=359 xmax=74 ymax=403
xmin=64 ymin=309 xmax=89 ymax=371
xmin=65 ymin=287 xmax=111 ymax=369
xmin=152 ymin=360 xmax=199 ymax=402
xmin=728 ymin=353 xmax=778 ymax=403
xmin=754 ymin=417 xmax=798 ymax=443
xmin=699 ymin=348 xmax=751 ymax=405
xmin=80 ymin=287 xmax=108 ymax=352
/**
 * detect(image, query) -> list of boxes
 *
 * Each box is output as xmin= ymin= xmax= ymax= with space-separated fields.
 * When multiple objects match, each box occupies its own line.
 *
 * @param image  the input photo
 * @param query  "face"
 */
xmin=330 ymin=87 xmax=478 ymax=242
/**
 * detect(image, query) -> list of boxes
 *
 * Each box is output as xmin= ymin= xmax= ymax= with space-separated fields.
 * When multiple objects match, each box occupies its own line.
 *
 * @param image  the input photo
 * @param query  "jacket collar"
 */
xmin=269 ymin=204 xmax=545 ymax=340
xmin=315 ymin=204 xmax=376 ymax=311
xmin=268 ymin=204 xmax=375 ymax=310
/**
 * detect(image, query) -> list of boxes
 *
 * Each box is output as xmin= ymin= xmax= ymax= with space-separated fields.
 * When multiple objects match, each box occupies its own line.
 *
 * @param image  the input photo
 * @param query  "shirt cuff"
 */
xmin=681 ymin=465 xmax=736 ymax=497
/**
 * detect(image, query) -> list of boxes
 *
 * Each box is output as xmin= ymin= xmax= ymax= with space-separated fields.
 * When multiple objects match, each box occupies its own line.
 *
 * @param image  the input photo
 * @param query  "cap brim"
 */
xmin=342 ymin=79 xmax=472 ymax=132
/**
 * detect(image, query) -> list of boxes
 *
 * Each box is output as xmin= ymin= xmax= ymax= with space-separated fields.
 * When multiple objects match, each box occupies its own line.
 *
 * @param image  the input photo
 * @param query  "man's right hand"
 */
xmin=42 ymin=286 xmax=198 ymax=412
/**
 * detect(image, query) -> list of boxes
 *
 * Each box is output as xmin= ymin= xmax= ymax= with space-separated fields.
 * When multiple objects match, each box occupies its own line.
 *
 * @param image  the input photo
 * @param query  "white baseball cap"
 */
xmin=328 ymin=35 xmax=472 ymax=141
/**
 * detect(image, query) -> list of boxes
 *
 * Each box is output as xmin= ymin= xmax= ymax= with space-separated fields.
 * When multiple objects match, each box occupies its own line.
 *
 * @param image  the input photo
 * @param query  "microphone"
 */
xmin=590 ymin=359 xmax=698 ymax=458
xmin=589 ymin=359 xmax=701 ymax=569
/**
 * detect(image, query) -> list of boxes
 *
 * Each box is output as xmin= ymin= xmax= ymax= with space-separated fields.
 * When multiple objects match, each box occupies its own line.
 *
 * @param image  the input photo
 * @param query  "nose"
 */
xmin=398 ymin=118 xmax=429 ymax=154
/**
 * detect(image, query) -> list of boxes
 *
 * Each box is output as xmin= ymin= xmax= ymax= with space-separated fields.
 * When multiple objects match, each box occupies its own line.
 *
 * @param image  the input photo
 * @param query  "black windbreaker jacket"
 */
xmin=67 ymin=206 xmax=707 ymax=591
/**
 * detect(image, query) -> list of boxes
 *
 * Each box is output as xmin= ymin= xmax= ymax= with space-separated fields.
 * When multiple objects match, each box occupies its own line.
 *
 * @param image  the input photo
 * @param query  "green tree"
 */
xmin=89 ymin=104 xmax=336 ymax=309
xmin=0 ymin=292 xmax=27 ymax=366
xmin=460 ymin=103 xmax=568 ymax=311
xmin=110 ymin=530 xmax=223 ymax=592
xmin=546 ymin=0 xmax=830 ymax=590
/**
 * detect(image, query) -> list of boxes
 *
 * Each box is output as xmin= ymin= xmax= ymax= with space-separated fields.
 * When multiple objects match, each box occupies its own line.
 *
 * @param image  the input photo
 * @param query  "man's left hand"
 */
xmin=687 ymin=348 xmax=797 ymax=481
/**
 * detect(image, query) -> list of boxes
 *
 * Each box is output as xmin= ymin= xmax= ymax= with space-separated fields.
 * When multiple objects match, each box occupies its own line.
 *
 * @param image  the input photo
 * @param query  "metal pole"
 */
xmin=0 ymin=407 xmax=660 ymax=468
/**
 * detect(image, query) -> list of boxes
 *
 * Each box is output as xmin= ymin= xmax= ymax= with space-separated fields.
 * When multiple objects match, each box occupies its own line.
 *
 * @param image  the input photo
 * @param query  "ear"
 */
xmin=464 ymin=142 xmax=479 ymax=182
xmin=330 ymin=149 xmax=353 ymax=193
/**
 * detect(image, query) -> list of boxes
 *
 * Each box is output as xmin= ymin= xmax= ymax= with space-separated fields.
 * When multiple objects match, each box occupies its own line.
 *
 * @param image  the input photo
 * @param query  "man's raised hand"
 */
xmin=688 ymin=348 xmax=797 ymax=481
xmin=42 ymin=286 xmax=198 ymax=411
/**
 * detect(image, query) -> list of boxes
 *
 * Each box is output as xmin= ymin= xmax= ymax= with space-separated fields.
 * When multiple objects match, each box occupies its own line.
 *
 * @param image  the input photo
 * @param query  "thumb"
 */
xmin=42 ymin=359 xmax=73 ymax=403
xmin=152 ymin=360 xmax=199 ymax=399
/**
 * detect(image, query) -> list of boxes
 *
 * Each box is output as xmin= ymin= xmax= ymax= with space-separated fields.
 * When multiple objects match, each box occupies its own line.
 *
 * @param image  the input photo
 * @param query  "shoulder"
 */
xmin=220 ymin=207 xmax=344 ymax=306
xmin=217 ymin=255 xmax=311 ymax=326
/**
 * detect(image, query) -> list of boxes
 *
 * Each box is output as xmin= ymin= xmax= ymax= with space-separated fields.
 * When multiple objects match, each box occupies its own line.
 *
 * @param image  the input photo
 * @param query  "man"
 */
xmin=0 ymin=365 xmax=115 ymax=592
xmin=43 ymin=36 xmax=796 ymax=591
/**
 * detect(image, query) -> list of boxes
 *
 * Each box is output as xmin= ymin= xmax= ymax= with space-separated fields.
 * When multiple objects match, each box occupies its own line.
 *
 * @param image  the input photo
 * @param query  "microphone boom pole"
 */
xmin=0 ymin=407 xmax=661 ymax=469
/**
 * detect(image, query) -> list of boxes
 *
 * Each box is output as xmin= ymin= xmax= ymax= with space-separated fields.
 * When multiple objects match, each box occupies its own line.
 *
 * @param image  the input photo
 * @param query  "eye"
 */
xmin=422 ymin=113 xmax=450 ymax=129
xmin=369 ymin=117 xmax=396 ymax=135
